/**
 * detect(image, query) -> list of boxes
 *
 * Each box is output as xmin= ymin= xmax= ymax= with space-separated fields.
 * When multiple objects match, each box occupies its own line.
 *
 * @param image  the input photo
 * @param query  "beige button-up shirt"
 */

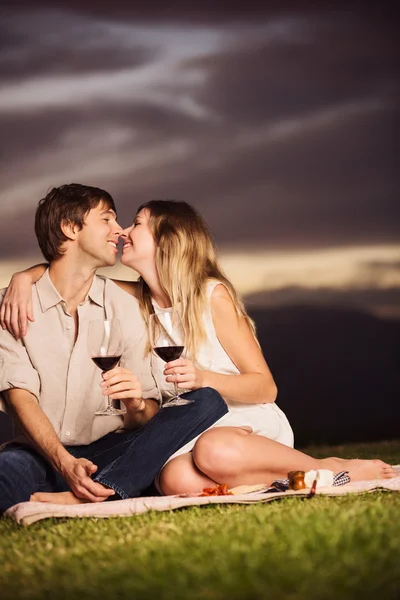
xmin=0 ymin=270 xmax=160 ymax=445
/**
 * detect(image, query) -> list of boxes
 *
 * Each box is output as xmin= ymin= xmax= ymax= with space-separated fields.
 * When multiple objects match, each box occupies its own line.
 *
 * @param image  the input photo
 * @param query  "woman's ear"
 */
xmin=61 ymin=220 xmax=78 ymax=241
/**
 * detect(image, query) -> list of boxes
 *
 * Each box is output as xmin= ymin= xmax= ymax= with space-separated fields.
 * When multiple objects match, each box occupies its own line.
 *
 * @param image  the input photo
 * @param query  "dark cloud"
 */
xmin=0 ymin=11 xmax=158 ymax=83
xmin=0 ymin=206 xmax=39 ymax=259
xmin=2 ymin=98 xmax=397 ymax=253
xmin=0 ymin=41 xmax=156 ymax=83
xmin=244 ymin=284 xmax=400 ymax=317
xmin=0 ymin=111 xmax=82 ymax=164
xmin=364 ymin=260 xmax=400 ymax=273
xmin=0 ymin=1 xmax=398 ymax=260
xmin=188 ymin=15 xmax=398 ymax=126
xmin=3 ymin=1 xmax=376 ymax=23
xmin=106 ymin=102 xmax=399 ymax=248
xmin=0 ymin=99 xmax=207 ymax=167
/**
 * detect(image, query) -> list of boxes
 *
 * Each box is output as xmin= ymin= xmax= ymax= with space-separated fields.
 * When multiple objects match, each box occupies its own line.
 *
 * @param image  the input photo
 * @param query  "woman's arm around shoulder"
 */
xmin=0 ymin=263 xmax=47 ymax=338
xmin=111 ymin=280 xmax=139 ymax=298
xmin=1 ymin=266 xmax=139 ymax=337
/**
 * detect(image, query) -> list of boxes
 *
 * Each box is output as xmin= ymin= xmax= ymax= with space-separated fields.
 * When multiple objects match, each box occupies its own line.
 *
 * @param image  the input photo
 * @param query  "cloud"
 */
xmin=0 ymin=2 xmax=398 ymax=263
xmin=244 ymin=285 xmax=400 ymax=319
xmin=0 ymin=206 xmax=39 ymax=260
xmin=0 ymin=1 xmax=349 ymax=24
xmin=196 ymin=18 xmax=397 ymax=123
xmin=0 ymin=19 xmax=156 ymax=84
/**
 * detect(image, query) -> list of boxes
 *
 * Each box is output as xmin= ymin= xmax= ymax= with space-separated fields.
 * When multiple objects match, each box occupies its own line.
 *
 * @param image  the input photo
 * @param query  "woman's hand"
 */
xmin=0 ymin=272 xmax=35 ymax=338
xmin=100 ymin=367 xmax=144 ymax=408
xmin=164 ymin=358 xmax=205 ymax=391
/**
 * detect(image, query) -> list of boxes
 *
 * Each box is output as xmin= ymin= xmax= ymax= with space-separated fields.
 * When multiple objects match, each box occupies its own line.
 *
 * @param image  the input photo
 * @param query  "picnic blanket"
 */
xmin=6 ymin=465 xmax=400 ymax=526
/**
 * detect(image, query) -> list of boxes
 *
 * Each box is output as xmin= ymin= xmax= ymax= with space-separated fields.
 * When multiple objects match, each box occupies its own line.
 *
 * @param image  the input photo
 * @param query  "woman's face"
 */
xmin=120 ymin=209 xmax=156 ymax=271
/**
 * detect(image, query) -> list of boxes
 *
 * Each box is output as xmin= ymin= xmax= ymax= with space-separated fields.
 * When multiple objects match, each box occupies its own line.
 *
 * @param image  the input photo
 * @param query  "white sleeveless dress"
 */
xmin=151 ymin=280 xmax=294 ymax=462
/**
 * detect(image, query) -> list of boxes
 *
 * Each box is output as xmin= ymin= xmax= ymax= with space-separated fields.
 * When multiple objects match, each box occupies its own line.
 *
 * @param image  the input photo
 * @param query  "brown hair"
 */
xmin=135 ymin=200 xmax=257 ymax=360
xmin=35 ymin=183 xmax=116 ymax=262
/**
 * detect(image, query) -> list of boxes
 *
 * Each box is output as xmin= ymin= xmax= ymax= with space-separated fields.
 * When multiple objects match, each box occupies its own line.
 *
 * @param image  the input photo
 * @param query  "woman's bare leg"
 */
xmin=157 ymin=427 xmax=256 ymax=495
xmin=190 ymin=428 xmax=397 ymax=489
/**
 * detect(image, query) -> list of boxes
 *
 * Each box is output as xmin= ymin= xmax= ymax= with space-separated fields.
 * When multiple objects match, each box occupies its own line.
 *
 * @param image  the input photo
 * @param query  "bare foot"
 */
xmin=30 ymin=491 xmax=92 ymax=505
xmin=321 ymin=458 xmax=397 ymax=482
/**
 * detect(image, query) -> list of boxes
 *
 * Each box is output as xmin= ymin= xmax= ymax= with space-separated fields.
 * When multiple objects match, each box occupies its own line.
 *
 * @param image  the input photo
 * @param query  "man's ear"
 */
xmin=61 ymin=220 xmax=78 ymax=241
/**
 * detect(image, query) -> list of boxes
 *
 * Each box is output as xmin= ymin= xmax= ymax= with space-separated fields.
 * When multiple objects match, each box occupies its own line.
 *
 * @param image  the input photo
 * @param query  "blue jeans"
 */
xmin=0 ymin=388 xmax=227 ymax=513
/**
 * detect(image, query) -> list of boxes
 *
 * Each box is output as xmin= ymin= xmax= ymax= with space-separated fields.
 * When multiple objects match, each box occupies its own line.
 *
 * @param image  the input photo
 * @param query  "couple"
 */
xmin=0 ymin=184 xmax=395 ymax=513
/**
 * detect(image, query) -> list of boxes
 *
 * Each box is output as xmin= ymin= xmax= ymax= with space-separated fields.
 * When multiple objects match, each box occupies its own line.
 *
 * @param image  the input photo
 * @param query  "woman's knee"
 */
xmin=192 ymin=427 xmax=250 ymax=478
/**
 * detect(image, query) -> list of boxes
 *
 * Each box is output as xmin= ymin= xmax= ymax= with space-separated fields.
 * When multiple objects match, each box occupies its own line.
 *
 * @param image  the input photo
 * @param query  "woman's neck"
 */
xmin=140 ymin=265 xmax=171 ymax=308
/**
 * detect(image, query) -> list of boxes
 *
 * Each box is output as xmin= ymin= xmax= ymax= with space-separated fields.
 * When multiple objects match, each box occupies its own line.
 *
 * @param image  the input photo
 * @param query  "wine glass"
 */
xmin=88 ymin=319 xmax=124 ymax=416
xmin=149 ymin=311 xmax=193 ymax=407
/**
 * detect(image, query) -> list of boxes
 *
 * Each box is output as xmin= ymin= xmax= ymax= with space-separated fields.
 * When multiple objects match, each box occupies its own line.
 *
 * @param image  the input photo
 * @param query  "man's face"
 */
xmin=75 ymin=201 xmax=122 ymax=268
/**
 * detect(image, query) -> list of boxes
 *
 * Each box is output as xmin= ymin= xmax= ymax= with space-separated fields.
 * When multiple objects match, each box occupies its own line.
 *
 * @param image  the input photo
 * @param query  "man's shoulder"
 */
xmin=98 ymin=276 xmax=141 ymax=309
xmin=0 ymin=281 xmax=38 ymax=295
xmin=96 ymin=277 xmax=146 ymax=336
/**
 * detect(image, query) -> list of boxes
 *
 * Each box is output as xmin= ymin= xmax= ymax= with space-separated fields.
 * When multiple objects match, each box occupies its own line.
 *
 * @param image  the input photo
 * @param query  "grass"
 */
xmin=1 ymin=440 xmax=399 ymax=600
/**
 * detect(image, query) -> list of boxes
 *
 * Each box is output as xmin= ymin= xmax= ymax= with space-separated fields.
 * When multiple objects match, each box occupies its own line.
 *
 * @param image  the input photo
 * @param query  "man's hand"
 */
xmin=0 ymin=272 xmax=34 ymax=338
xmin=164 ymin=358 xmax=205 ymax=391
xmin=101 ymin=366 xmax=143 ymax=407
xmin=60 ymin=457 xmax=115 ymax=502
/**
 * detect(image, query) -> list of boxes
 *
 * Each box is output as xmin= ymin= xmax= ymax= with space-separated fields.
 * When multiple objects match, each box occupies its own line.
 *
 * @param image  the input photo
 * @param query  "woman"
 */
xmin=1 ymin=200 xmax=396 ymax=495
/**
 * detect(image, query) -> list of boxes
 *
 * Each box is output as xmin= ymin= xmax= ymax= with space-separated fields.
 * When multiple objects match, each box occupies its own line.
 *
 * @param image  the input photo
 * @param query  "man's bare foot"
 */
xmin=320 ymin=458 xmax=397 ymax=482
xmin=30 ymin=491 xmax=95 ymax=505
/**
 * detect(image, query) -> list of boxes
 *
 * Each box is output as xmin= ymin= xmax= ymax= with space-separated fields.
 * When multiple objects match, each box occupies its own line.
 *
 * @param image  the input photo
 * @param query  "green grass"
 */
xmin=1 ymin=440 xmax=400 ymax=600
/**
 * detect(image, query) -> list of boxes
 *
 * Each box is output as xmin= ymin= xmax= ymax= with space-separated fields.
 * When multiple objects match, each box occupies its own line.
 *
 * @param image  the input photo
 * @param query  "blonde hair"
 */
xmin=135 ymin=200 xmax=257 ymax=360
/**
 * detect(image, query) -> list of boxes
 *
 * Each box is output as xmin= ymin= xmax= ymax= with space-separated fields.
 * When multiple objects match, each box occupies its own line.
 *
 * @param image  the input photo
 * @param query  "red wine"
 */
xmin=154 ymin=346 xmax=184 ymax=362
xmin=91 ymin=355 xmax=121 ymax=371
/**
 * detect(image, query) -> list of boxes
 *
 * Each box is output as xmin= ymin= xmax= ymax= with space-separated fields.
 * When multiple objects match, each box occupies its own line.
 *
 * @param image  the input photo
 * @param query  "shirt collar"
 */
xmin=87 ymin=275 xmax=105 ymax=308
xmin=36 ymin=269 xmax=105 ymax=312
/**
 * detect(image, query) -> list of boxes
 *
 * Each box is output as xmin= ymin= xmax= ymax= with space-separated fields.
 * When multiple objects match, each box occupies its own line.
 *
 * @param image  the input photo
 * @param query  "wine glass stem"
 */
xmin=174 ymin=382 xmax=180 ymax=398
xmin=106 ymin=361 xmax=119 ymax=411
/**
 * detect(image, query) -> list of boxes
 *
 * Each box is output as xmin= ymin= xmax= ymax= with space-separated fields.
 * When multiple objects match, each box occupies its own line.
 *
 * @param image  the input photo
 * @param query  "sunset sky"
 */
xmin=0 ymin=1 xmax=398 ymax=316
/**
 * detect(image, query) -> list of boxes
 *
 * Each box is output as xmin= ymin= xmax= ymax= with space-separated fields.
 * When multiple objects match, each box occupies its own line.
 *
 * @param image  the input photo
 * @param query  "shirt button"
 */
xmin=65 ymin=431 xmax=70 ymax=436
xmin=66 ymin=324 xmax=72 ymax=330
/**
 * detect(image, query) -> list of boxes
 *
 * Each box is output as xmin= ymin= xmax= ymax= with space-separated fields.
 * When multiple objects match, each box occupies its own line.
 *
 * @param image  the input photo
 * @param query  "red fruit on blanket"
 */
xmin=200 ymin=484 xmax=233 ymax=496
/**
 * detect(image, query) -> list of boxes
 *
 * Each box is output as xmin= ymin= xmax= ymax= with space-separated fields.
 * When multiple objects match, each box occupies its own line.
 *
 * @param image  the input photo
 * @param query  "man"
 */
xmin=0 ymin=184 xmax=227 ymax=513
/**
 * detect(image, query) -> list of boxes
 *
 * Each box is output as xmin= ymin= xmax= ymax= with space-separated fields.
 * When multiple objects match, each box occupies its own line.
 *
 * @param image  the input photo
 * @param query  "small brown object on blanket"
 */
xmin=288 ymin=471 xmax=307 ymax=490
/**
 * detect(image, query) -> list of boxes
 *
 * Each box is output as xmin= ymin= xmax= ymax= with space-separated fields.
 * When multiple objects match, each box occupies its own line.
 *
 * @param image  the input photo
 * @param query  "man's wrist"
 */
xmin=53 ymin=445 xmax=74 ymax=473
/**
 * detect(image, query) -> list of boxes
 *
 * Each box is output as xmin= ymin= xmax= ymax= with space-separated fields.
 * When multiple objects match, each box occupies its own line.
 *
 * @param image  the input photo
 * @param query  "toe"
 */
xmin=382 ymin=467 xmax=396 ymax=478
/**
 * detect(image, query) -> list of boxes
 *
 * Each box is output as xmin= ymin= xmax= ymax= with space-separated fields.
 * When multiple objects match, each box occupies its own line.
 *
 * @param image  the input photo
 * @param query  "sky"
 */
xmin=0 ymin=1 xmax=399 ymax=316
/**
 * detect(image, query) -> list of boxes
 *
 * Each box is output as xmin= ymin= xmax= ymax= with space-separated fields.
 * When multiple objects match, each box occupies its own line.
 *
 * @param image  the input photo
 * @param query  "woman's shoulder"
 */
xmin=204 ymin=280 xmax=235 ymax=317
xmin=205 ymin=278 xmax=229 ymax=297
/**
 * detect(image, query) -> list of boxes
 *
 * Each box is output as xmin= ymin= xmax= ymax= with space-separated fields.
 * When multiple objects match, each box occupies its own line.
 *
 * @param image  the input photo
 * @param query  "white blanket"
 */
xmin=6 ymin=465 xmax=400 ymax=526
